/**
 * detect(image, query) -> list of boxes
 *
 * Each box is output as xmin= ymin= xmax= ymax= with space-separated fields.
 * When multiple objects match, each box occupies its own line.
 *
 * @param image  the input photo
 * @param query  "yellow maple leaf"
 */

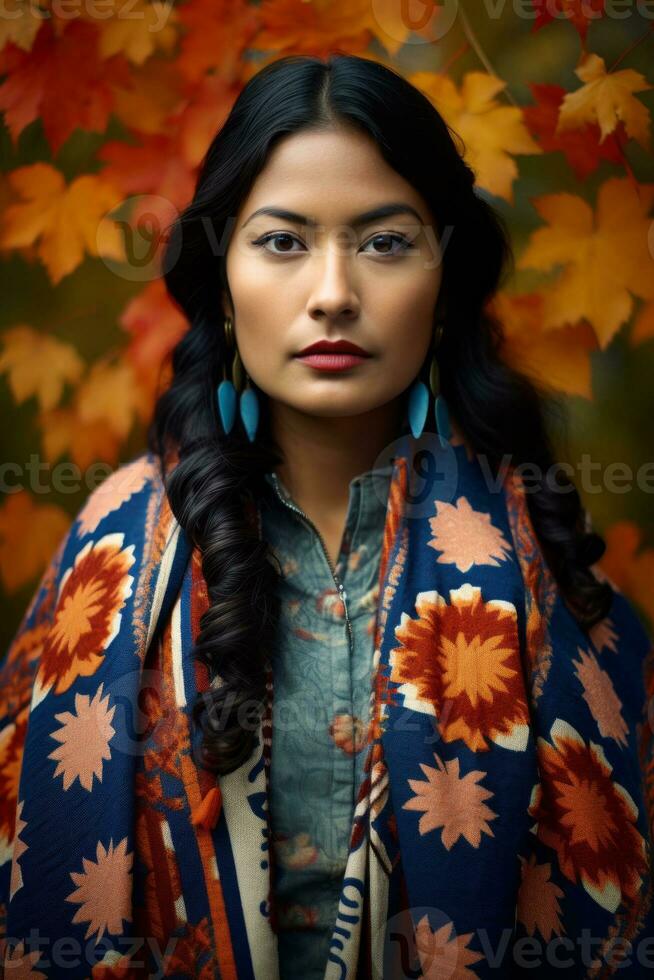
xmin=409 ymin=70 xmax=541 ymax=202
xmin=38 ymin=406 xmax=122 ymax=469
xmin=88 ymin=0 xmax=179 ymax=65
xmin=0 ymin=491 xmax=71 ymax=592
xmin=0 ymin=163 xmax=125 ymax=284
xmin=0 ymin=324 xmax=84 ymax=411
xmin=558 ymin=53 xmax=651 ymax=150
xmin=0 ymin=0 xmax=43 ymax=51
xmin=517 ymin=177 xmax=654 ymax=347
xmin=75 ymin=357 xmax=141 ymax=440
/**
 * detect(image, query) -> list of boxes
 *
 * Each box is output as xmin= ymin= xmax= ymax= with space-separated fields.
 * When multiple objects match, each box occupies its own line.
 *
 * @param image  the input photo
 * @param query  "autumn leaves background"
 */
xmin=0 ymin=0 xmax=653 ymax=651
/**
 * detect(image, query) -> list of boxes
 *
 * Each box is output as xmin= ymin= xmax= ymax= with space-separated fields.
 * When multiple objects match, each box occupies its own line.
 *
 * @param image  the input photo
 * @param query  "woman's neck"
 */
xmin=267 ymin=396 xmax=405 ymax=527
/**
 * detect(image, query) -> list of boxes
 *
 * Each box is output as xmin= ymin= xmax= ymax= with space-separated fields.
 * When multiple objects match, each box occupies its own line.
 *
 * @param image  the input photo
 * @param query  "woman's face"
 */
xmin=223 ymin=124 xmax=444 ymax=423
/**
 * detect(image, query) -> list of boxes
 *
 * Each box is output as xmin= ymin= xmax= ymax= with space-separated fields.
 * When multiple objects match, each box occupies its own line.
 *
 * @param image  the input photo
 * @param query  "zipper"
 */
xmin=268 ymin=472 xmax=354 ymax=653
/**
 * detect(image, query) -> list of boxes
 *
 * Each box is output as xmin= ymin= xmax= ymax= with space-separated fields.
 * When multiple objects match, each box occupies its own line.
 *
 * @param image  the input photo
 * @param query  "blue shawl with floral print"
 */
xmin=1 ymin=425 xmax=653 ymax=978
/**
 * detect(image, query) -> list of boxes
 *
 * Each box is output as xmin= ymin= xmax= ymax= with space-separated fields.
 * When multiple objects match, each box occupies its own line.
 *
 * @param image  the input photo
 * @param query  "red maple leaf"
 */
xmin=523 ymin=82 xmax=625 ymax=180
xmin=0 ymin=20 xmax=130 ymax=153
xmin=530 ymin=0 xmax=605 ymax=40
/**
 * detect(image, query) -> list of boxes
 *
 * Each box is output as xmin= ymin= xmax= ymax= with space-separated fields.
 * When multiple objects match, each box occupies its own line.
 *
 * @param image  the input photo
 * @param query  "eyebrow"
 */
xmin=241 ymin=202 xmax=425 ymax=230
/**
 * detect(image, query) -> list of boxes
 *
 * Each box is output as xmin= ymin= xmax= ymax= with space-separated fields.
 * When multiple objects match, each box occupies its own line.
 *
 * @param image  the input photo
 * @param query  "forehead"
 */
xmin=236 ymin=126 xmax=432 ymax=226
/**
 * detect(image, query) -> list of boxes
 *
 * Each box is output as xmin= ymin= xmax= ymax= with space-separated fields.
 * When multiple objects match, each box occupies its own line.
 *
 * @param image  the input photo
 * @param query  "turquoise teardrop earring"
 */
xmin=216 ymin=316 xmax=259 ymax=442
xmin=407 ymin=319 xmax=451 ymax=449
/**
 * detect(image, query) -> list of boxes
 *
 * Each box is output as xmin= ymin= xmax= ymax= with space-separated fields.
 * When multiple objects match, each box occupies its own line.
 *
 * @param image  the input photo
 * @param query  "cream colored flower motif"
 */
xmin=516 ymin=853 xmax=565 ymax=940
xmin=48 ymin=682 xmax=117 ymax=791
xmin=403 ymin=752 xmax=497 ymax=849
xmin=414 ymin=914 xmax=485 ymax=978
xmin=572 ymin=647 xmax=628 ymax=746
xmin=428 ymin=496 xmax=511 ymax=572
xmin=589 ymin=616 xmax=619 ymax=654
xmin=9 ymin=798 xmax=28 ymax=903
xmin=66 ymin=837 xmax=133 ymax=941
xmin=2 ymin=938 xmax=47 ymax=978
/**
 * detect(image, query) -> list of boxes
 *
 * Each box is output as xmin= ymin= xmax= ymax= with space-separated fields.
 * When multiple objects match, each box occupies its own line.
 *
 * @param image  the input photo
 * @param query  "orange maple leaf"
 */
xmin=119 ymin=278 xmax=188 ymax=414
xmin=251 ymin=0 xmax=372 ymax=58
xmin=0 ymin=325 xmax=84 ymax=411
xmin=0 ymin=162 xmax=125 ymax=284
xmin=0 ymin=19 xmax=130 ymax=153
xmin=517 ymin=177 xmax=654 ymax=347
xmin=111 ymin=60 xmax=185 ymax=136
xmin=177 ymin=0 xmax=261 ymax=84
xmin=409 ymin=70 xmax=541 ymax=202
xmin=599 ymin=522 xmax=654 ymax=628
xmin=492 ymin=291 xmax=598 ymax=398
xmin=523 ymin=82 xmax=625 ymax=180
xmin=558 ymin=53 xmax=651 ymax=151
xmin=98 ymin=134 xmax=197 ymax=212
xmin=170 ymin=74 xmax=244 ymax=169
xmin=0 ymin=491 xmax=71 ymax=592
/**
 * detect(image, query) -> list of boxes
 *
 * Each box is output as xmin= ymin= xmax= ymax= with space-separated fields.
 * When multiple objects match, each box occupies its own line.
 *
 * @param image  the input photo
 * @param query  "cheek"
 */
xmin=376 ymin=281 xmax=440 ymax=362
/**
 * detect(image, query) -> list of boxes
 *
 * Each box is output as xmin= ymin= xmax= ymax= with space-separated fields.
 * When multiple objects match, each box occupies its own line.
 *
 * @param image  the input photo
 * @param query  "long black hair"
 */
xmin=148 ymin=52 xmax=612 ymax=778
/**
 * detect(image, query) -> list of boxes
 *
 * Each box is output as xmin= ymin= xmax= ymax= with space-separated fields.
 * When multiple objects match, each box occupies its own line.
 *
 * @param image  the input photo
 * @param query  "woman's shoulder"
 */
xmin=1 ymin=450 xmax=176 ymax=684
xmin=73 ymin=450 xmax=166 ymax=539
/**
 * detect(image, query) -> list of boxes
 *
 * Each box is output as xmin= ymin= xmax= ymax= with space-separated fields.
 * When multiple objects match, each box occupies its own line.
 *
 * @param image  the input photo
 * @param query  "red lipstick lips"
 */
xmin=296 ymin=339 xmax=370 ymax=356
xmin=294 ymin=338 xmax=371 ymax=372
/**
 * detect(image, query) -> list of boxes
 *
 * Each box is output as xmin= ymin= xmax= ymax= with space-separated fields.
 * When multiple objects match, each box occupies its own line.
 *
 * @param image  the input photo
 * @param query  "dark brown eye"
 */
xmin=272 ymin=234 xmax=295 ymax=252
xmin=254 ymin=232 xmax=304 ymax=254
xmin=364 ymin=233 xmax=413 ymax=255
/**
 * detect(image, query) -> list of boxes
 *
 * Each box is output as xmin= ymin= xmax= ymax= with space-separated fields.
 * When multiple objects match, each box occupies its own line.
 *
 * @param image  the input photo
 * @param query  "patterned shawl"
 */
xmin=1 ymin=426 xmax=653 ymax=979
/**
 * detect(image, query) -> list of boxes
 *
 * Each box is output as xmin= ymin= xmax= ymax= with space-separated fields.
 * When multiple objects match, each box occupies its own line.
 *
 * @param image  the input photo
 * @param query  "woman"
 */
xmin=1 ymin=53 xmax=653 ymax=979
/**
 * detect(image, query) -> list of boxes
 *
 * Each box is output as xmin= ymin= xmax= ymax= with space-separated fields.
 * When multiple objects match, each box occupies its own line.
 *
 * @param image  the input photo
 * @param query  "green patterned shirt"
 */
xmin=260 ymin=463 xmax=393 ymax=979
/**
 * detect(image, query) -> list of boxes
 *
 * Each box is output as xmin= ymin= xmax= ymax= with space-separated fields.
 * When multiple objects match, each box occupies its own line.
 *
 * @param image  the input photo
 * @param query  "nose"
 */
xmin=306 ymin=238 xmax=360 ymax=322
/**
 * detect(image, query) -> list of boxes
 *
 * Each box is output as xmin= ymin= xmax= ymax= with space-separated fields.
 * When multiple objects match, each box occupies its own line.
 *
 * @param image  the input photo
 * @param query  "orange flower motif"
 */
xmin=530 ymin=718 xmax=649 ymax=912
xmin=272 ymin=831 xmax=319 ymax=870
xmin=34 ymin=533 xmax=136 ymax=703
xmin=0 ymin=709 xmax=28 ymax=858
xmin=389 ymin=583 xmax=529 ymax=752
xmin=428 ymin=496 xmax=512 ymax=572
xmin=329 ymin=712 xmax=367 ymax=754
